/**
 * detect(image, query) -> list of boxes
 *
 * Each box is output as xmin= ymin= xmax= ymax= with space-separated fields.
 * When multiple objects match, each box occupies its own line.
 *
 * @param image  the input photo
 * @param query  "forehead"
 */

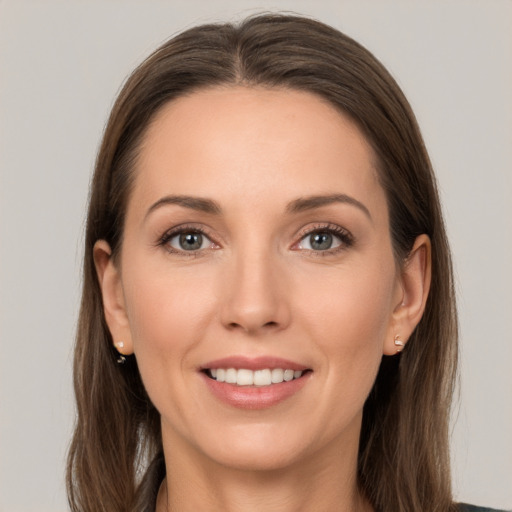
xmin=132 ymin=86 xmax=384 ymax=217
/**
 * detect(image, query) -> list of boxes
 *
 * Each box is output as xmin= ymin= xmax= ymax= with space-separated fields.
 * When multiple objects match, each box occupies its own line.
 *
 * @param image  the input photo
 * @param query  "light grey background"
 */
xmin=1 ymin=1 xmax=511 ymax=511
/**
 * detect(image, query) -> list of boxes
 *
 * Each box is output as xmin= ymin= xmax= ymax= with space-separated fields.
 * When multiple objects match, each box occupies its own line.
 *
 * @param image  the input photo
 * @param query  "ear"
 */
xmin=383 ymin=234 xmax=432 ymax=355
xmin=93 ymin=240 xmax=134 ymax=356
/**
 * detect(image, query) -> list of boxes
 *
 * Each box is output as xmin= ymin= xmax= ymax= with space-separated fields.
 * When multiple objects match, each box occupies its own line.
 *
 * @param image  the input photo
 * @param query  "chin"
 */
xmin=210 ymin=446 xmax=302 ymax=473
xmin=195 ymin=426 xmax=310 ymax=473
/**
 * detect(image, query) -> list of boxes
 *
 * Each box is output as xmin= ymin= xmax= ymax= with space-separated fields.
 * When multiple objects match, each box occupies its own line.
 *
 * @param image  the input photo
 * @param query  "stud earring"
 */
xmin=394 ymin=335 xmax=405 ymax=353
xmin=115 ymin=341 xmax=126 ymax=364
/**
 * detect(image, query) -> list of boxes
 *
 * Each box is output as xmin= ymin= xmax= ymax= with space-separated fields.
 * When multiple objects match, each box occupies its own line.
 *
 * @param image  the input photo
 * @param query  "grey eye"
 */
xmin=168 ymin=232 xmax=209 ymax=251
xmin=299 ymin=232 xmax=341 ymax=251
xmin=310 ymin=233 xmax=332 ymax=250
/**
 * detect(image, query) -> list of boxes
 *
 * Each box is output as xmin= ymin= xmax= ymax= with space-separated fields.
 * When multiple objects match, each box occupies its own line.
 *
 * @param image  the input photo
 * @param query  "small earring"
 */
xmin=394 ymin=335 xmax=405 ymax=353
xmin=115 ymin=341 xmax=126 ymax=364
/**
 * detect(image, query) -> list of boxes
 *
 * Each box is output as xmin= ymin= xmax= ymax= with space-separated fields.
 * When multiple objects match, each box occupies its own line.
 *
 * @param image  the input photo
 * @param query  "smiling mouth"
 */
xmin=203 ymin=368 xmax=312 ymax=387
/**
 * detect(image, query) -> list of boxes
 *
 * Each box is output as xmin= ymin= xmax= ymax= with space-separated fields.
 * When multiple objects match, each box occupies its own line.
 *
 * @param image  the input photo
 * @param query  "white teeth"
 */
xmin=271 ymin=368 xmax=284 ymax=383
xmin=225 ymin=368 xmax=237 ymax=384
xmin=208 ymin=368 xmax=305 ymax=386
xmin=254 ymin=369 xmax=272 ymax=386
xmin=237 ymin=369 xmax=254 ymax=386
xmin=283 ymin=369 xmax=294 ymax=381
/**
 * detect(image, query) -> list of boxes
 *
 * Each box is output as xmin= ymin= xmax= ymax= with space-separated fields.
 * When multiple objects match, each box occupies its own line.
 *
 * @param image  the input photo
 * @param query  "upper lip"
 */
xmin=200 ymin=356 xmax=310 ymax=372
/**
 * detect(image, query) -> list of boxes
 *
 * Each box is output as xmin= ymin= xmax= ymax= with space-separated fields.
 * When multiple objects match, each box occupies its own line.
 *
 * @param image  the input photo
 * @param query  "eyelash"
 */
xmin=157 ymin=223 xmax=354 ymax=257
xmin=294 ymin=223 xmax=354 ymax=256
xmin=157 ymin=224 xmax=215 ymax=257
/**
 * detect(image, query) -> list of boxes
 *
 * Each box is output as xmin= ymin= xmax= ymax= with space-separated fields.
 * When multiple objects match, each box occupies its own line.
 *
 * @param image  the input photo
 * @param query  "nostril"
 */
xmin=226 ymin=320 xmax=279 ymax=332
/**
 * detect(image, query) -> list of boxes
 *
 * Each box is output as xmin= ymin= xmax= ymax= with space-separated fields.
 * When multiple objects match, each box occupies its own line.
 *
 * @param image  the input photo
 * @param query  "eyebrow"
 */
xmin=145 ymin=193 xmax=371 ymax=220
xmin=286 ymin=194 xmax=372 ymax=220
xmin=145 ymin=195 xmax=222 ymax=220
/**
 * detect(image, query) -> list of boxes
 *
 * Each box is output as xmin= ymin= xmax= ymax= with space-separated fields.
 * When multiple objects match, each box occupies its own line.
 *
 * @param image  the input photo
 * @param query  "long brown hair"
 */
xmin=67 ymin=14 xmax=458 ymax=512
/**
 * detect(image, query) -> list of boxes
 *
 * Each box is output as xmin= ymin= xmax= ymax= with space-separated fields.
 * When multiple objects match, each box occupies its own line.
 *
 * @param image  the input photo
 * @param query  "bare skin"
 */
xmin=94 ymin=86 xmax=431 ymax=512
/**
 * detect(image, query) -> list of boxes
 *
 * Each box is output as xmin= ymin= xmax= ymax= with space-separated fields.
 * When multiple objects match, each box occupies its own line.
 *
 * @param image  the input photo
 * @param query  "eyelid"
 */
xmin=292 ymin=222 xmax=354 ymax=253
xmin=157 ymin=223 xmax=220 ymax=255
xmin=155 ymin=221 xmax=354 ymax=256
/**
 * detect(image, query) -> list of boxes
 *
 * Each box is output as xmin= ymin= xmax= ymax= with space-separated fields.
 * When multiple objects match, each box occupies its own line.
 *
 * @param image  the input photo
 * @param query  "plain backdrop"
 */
xmin=0 ymin=1 xmax=511 ymax=511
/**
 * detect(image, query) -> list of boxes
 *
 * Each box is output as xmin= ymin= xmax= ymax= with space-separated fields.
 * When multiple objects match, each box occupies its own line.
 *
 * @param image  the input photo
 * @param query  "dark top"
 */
xmin=458 ymin=505 xmax=510 ymax=512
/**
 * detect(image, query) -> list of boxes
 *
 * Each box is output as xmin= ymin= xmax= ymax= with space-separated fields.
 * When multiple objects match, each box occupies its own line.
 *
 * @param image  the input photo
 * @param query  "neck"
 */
xmin=157 ymin=476 xmax=371 ymax=512
xmin=155 ymin=425 xmax=373 ymax=512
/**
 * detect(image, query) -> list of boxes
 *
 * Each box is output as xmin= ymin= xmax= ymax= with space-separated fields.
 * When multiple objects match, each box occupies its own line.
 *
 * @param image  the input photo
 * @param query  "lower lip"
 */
xmin=201 ymin=372 xmax=311 ymax=410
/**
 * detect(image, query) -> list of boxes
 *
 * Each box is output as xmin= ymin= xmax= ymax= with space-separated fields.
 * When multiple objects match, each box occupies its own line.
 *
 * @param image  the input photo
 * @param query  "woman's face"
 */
xmin=104 ymin=86 xmax=406 ymax=470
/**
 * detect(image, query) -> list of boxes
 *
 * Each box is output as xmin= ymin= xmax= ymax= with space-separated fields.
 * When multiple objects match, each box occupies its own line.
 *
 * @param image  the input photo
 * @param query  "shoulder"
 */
xmin=458 ymin=504 xmax=511 ymax=512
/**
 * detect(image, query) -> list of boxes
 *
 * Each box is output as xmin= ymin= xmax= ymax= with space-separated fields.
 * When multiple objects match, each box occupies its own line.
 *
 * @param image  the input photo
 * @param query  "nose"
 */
xmin=219 ymin=247 xmax=291 ymax=335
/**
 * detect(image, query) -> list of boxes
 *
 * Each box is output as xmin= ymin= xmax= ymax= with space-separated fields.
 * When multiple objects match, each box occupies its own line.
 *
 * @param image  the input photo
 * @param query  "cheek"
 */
xmin=121 ymin=262 xmax=219 ymax=410
xmin=121 ymin=264 xmax=218 ymax=424
xmin=123 ymin=262 xmax=216 ymax=350
xmin=295 ymin=260 xmax=395 ymax=399
xmin=297 ymin=260 xmax=395 ymax=346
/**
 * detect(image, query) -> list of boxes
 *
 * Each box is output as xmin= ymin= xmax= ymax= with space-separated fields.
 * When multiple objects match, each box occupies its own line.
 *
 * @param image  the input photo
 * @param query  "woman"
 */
xmin=66 ymin=14 xmax=506 ymax=512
